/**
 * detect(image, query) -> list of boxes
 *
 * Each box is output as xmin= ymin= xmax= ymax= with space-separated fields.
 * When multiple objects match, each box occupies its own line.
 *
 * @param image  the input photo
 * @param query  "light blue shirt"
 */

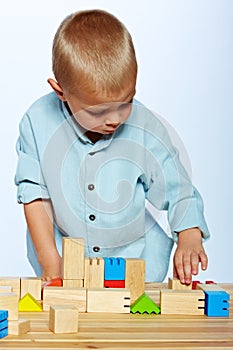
xmin=15 ymin=92 xmax=210 ymax=281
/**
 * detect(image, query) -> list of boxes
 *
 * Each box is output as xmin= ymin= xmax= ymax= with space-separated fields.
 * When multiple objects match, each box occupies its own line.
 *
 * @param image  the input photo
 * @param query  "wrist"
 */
xmin=177 ymin=227 xmax=202 ymax=243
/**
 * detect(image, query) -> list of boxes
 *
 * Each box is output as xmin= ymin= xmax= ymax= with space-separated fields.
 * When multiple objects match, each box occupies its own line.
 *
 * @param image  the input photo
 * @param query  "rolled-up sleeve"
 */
xmin=15 ymin=114 xmax=50 ymax=203
xmin=145 ymin=120 xmax=210 ymax=243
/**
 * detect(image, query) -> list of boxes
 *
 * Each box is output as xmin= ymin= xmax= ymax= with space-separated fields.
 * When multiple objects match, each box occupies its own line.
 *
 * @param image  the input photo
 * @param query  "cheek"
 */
xmin=119 ymin=105 xmax=133 ymax=122
xmin=73 ymin=111 xmax=104 ymax=130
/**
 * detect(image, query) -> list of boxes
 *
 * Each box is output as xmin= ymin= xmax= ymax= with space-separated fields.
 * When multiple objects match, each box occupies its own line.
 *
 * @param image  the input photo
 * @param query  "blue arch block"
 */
xmin=104 ymin=257 xmax=126 ymax=280
xmin=204 ymin=291 xmax=230 ymax=317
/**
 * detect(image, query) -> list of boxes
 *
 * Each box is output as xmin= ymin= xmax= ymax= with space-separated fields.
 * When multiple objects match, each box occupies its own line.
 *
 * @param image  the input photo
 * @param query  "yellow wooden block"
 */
xmin=0 ymin=293 xmax=18 ymax=320
xmin=125 ymin=259 xmax=145 ymax=303
xmin=168 ymin=277 xmax=192 ymax=290
xmin=18 ymin=293 xmax=42 ymax=312
xmin=43 ymin=287 xmax=86 ymax=312
xmin=49 ymin=305 xmax=79 ymax=334
xmin=20 ymin=277 xmax=42 ymax=300
xmin=63 ymin=280 xmax=84 ymax=288
xmin=160 ymin=289 xmax=205 ymax=315
xmin=0 ymin=286 xmax=12 ymax=293
xmin=8 ymin=319 xmax=30 ymax=335
xmin=87 ymin=288 xmax=130 ymax=313
xmin=0 ymin=278 xmax=20 ymax=297
xmin=84 ymin=258 xmax=104 ymax=288
xmin=62 ymin=238 xmax=85 ymax=279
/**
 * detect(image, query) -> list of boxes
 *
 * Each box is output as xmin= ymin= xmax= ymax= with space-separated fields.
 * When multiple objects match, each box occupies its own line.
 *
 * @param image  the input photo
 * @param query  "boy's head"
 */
xmin=49 ymin=9 xmax=137 ymax=104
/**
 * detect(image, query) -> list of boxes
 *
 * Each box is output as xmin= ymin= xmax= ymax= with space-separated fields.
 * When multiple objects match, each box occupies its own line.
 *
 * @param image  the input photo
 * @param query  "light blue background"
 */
xmin=0 ymin=0 xmax=232 ymax=282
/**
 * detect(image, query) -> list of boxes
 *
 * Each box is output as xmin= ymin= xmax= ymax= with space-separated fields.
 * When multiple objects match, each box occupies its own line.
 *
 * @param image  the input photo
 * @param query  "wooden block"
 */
xmin=0 ymin=278 xmax=20 ymax=298
xmin=84 ymin=258 xmax=104 ymax=288
xmin=87 ymin=288 xmax=130 ymax=313
xmin=196 ymin=283 xmax=226 ymax=292
xmin=0 ymin=286 xmax=12 ymax=293
xmin=168 ymin=277 xmax=192 ymax=290
xmin=0 ymin=293 xmax=18 ymax=320
xmin=125 ymin=259 xmax=145 ymax=303
xmin=8 ymin=319 xmax=30 ymax=335
xmin=63 ymin=280 xmax=84 ymax=288
xmin=43 ymin=287 xmax=86 ymax=312
xmin=160 ymin=289 xmax=205 ymax=315
xmin=62 ymin=238 xmax=85 ymax=279
xmin=20 ymin=278 xmax=42 ymax=300
xmin=49 ymin=305 xmax=78 ymax=334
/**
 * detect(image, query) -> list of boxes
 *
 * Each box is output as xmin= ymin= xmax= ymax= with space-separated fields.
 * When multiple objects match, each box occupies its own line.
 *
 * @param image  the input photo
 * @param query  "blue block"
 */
xmin=204 ymin=291 xmax=230 ymax=317
xmin=0 ymin=310 xmax=8 ymax=322
xmin=0 ymin=319 xmax=8 ymax=331
xmin=0 ymin=327 xmax=8 ymax=339
xmin=104 ymin=257 xmax=125 ymax=280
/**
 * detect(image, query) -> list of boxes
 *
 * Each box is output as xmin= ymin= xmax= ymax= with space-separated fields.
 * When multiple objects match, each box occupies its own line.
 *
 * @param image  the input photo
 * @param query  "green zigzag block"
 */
xmin=130 ymin=293 xmax=160 ymax=314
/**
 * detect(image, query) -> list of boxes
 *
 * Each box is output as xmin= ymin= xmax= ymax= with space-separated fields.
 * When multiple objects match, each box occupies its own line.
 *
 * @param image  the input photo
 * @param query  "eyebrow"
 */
xmin=86 ymin=95 xmax=135 ymax=115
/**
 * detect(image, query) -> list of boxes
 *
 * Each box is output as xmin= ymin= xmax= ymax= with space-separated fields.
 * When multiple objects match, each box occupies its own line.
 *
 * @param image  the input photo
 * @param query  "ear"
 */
xmin=47 ymin=78 xmax=66 ymax=101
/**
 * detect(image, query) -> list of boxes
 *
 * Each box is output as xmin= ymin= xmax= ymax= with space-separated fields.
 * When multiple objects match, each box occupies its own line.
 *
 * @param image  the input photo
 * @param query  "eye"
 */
xmin=87 ymin=110 xmax=103 ymax=117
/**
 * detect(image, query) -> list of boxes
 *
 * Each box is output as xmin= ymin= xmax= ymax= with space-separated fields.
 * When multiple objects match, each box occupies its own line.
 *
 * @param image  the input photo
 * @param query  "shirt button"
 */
xmin=89 ymin=214 xmax=96 ymax=221
xmin=93 ymin=246 xmax=100 ymax=253
xmin=88 ymin=184 xmax=95 ymax=191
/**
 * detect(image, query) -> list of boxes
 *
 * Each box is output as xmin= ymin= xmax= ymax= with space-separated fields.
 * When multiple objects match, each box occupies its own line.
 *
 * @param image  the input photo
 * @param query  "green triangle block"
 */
xmin=130 ymin=293 xmax=160 ymax=314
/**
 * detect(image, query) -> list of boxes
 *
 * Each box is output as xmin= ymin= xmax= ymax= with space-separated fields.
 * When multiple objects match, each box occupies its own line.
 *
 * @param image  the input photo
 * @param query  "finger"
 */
xmin=183 ymin=253 xmax=192 ymax=284
xmin=199 ymin=250 xmax=208 ymax=271
xmin=174 ymin=252 xmax=185 ymax=284
xmin=190 ymin=251 xmax=199 ymax=275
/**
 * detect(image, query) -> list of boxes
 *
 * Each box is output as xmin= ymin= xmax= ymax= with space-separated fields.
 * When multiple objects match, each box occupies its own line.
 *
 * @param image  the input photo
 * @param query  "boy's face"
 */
xmin=48 ymin=78 xmax=135 ymax=135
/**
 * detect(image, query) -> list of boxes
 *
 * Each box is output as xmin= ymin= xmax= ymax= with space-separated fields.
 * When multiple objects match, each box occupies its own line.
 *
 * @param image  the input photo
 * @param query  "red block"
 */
xmin=104 ymin=280 xmax=125 ymax=288
xmin=206 ymin=280 xmax=216 ymax=284
xmin=192 ymin=280 xmax=201 ymax=290
xmin=42 ymin=278 xmax=63 ymax=288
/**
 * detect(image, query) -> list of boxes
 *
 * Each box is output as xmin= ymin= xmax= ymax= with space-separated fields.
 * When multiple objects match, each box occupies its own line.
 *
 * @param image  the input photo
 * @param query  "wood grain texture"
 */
xmin=0 ymin=283 xmax=232 ymax=349
xmin=125 ymin=259 xmax=145 ymax=303
xmin=84 ymin=258 xmax=104 ymax=288
xmin=0 ymin=293 xmax=18 ymax=320
xmin=62 ymin=238 xmax=85 ymax=279
xmin=8 ymin=319 xmax=30 ymax=335
xmin=160 ymin=290 xmax=205 ymax=315
xmin=87 ymin=288 xmax=130 ymax=313
xmin=168 ymin=277 xmax=192 ymax=290
xmin=20 ymin=277 xmax=42 ymax=300
xmin=49 ymin=305 xmax=78 ymax=334
xmin=43 ymin=287 xmax=86 ymax=312
xmin=0 ymin=278 xmax=20 ymax=297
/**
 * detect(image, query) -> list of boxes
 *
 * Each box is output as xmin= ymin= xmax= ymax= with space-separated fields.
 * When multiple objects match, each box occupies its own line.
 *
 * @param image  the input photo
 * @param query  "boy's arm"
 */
xmin=24 ymin=199 xmax=62 ymax=281
xmin=173 ymin=227 xmax=208 ymax=284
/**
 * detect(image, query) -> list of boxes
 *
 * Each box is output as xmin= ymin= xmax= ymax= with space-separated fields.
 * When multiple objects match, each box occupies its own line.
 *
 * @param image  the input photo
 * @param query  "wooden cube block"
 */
xmin=49 ymin=305 xmax=78 ymax=334
xmin=8 ymin=319 xmax=30 ymax=335
xmin=87 ymin=288 xmax=130 ymax=313
xmin=84 ymin=258 xmax=104 ymax=288
xmin=20 ymin=278 xmax=42 ymax=300
xmin=0 ymin=278 xmax=20 ymax=297
xmin=160 ymin=290 xmax=205 ymax=315
xmin=62 ymin=238 xmax=85 ymax=279
xmin=125 ymin=259 xmax=145 ymax=303
xmin=43 ymin=287 xmax=86 ymax=312
xmin=0 ymin=293 xmax=18 ymax=320
xmin=168 ymin=278 xmax=192 ymax=290
xmin=63 ymin=280 xmax=84 ymax=288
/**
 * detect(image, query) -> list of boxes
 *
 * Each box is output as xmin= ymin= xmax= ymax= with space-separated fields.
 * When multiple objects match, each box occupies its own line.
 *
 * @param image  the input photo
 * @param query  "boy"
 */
xmin=15 ymin=9 xmax=210 ymax=283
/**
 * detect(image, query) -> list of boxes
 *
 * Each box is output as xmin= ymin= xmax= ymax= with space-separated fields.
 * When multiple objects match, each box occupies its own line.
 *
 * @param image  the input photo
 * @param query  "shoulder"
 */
xmin=26 ymin=92 xmax=61 ymax=117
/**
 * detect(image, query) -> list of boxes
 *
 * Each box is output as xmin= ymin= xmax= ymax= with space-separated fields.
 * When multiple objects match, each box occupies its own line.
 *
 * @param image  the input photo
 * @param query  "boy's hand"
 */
xmin=40 ymin=253 xmax=62 ymax=282
xmin=173 ymin=228 xmax=208 ymax=285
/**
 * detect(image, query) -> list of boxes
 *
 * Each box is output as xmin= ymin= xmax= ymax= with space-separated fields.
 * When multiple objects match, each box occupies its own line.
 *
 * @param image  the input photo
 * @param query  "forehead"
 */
xmin=71 ymin=83 xmax=136 ymax=109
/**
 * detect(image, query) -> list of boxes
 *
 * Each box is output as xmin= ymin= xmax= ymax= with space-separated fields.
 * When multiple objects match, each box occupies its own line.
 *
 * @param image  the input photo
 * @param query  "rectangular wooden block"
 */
xmin=84 ymin=258 xmax=104 ymax=288
xmin=0 ymin=293 xmax=18 ymax=320
xmin=8 ymin=319 xmax=30 ymax=335
xmin=87 ymin=288 xmax=130 ymax=313
xmin=168 ymin=277 xmax=192 ymax=290
xmin=63 ymin=280 xmax=84 ymax=288
xmin=196 ymin=283 xmax=226 ymax=292
xmin=0 ymin=278 xmax=20 ymax=298
xmin=160 ymin=290 xmax=205 ymax=315
xmin=43 ymin=287 xmax=86 ymax=312
xmin=0 ymin=286 xmax=12 ymax=293
xmin=125 ymin=259 xmax=145 ymax=303
xmin=49 ymin=305 xmax=78 ymax=334
xmin=62 ymin=238 xmax=85 ymax=279
xmin=20 ymin=277 xmax=42 ymax=300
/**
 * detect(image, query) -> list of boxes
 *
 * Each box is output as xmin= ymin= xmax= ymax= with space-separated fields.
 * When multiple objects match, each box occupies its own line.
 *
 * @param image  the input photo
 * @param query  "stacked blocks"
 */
xmin=104 ymin=257 xmax=125 ymax=288
xmin=0 ymin=310 xmax=8 ymax=339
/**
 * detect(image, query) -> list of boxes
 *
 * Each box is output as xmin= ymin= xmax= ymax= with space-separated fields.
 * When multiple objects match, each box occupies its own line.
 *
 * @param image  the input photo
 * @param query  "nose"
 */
xmin=105 ymin=114 xmax=120 ymax=127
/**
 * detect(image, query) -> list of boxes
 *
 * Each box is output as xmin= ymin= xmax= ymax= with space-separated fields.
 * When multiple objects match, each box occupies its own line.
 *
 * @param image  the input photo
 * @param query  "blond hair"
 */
xmin=52 ymin=9 xmax=137 ymax=97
